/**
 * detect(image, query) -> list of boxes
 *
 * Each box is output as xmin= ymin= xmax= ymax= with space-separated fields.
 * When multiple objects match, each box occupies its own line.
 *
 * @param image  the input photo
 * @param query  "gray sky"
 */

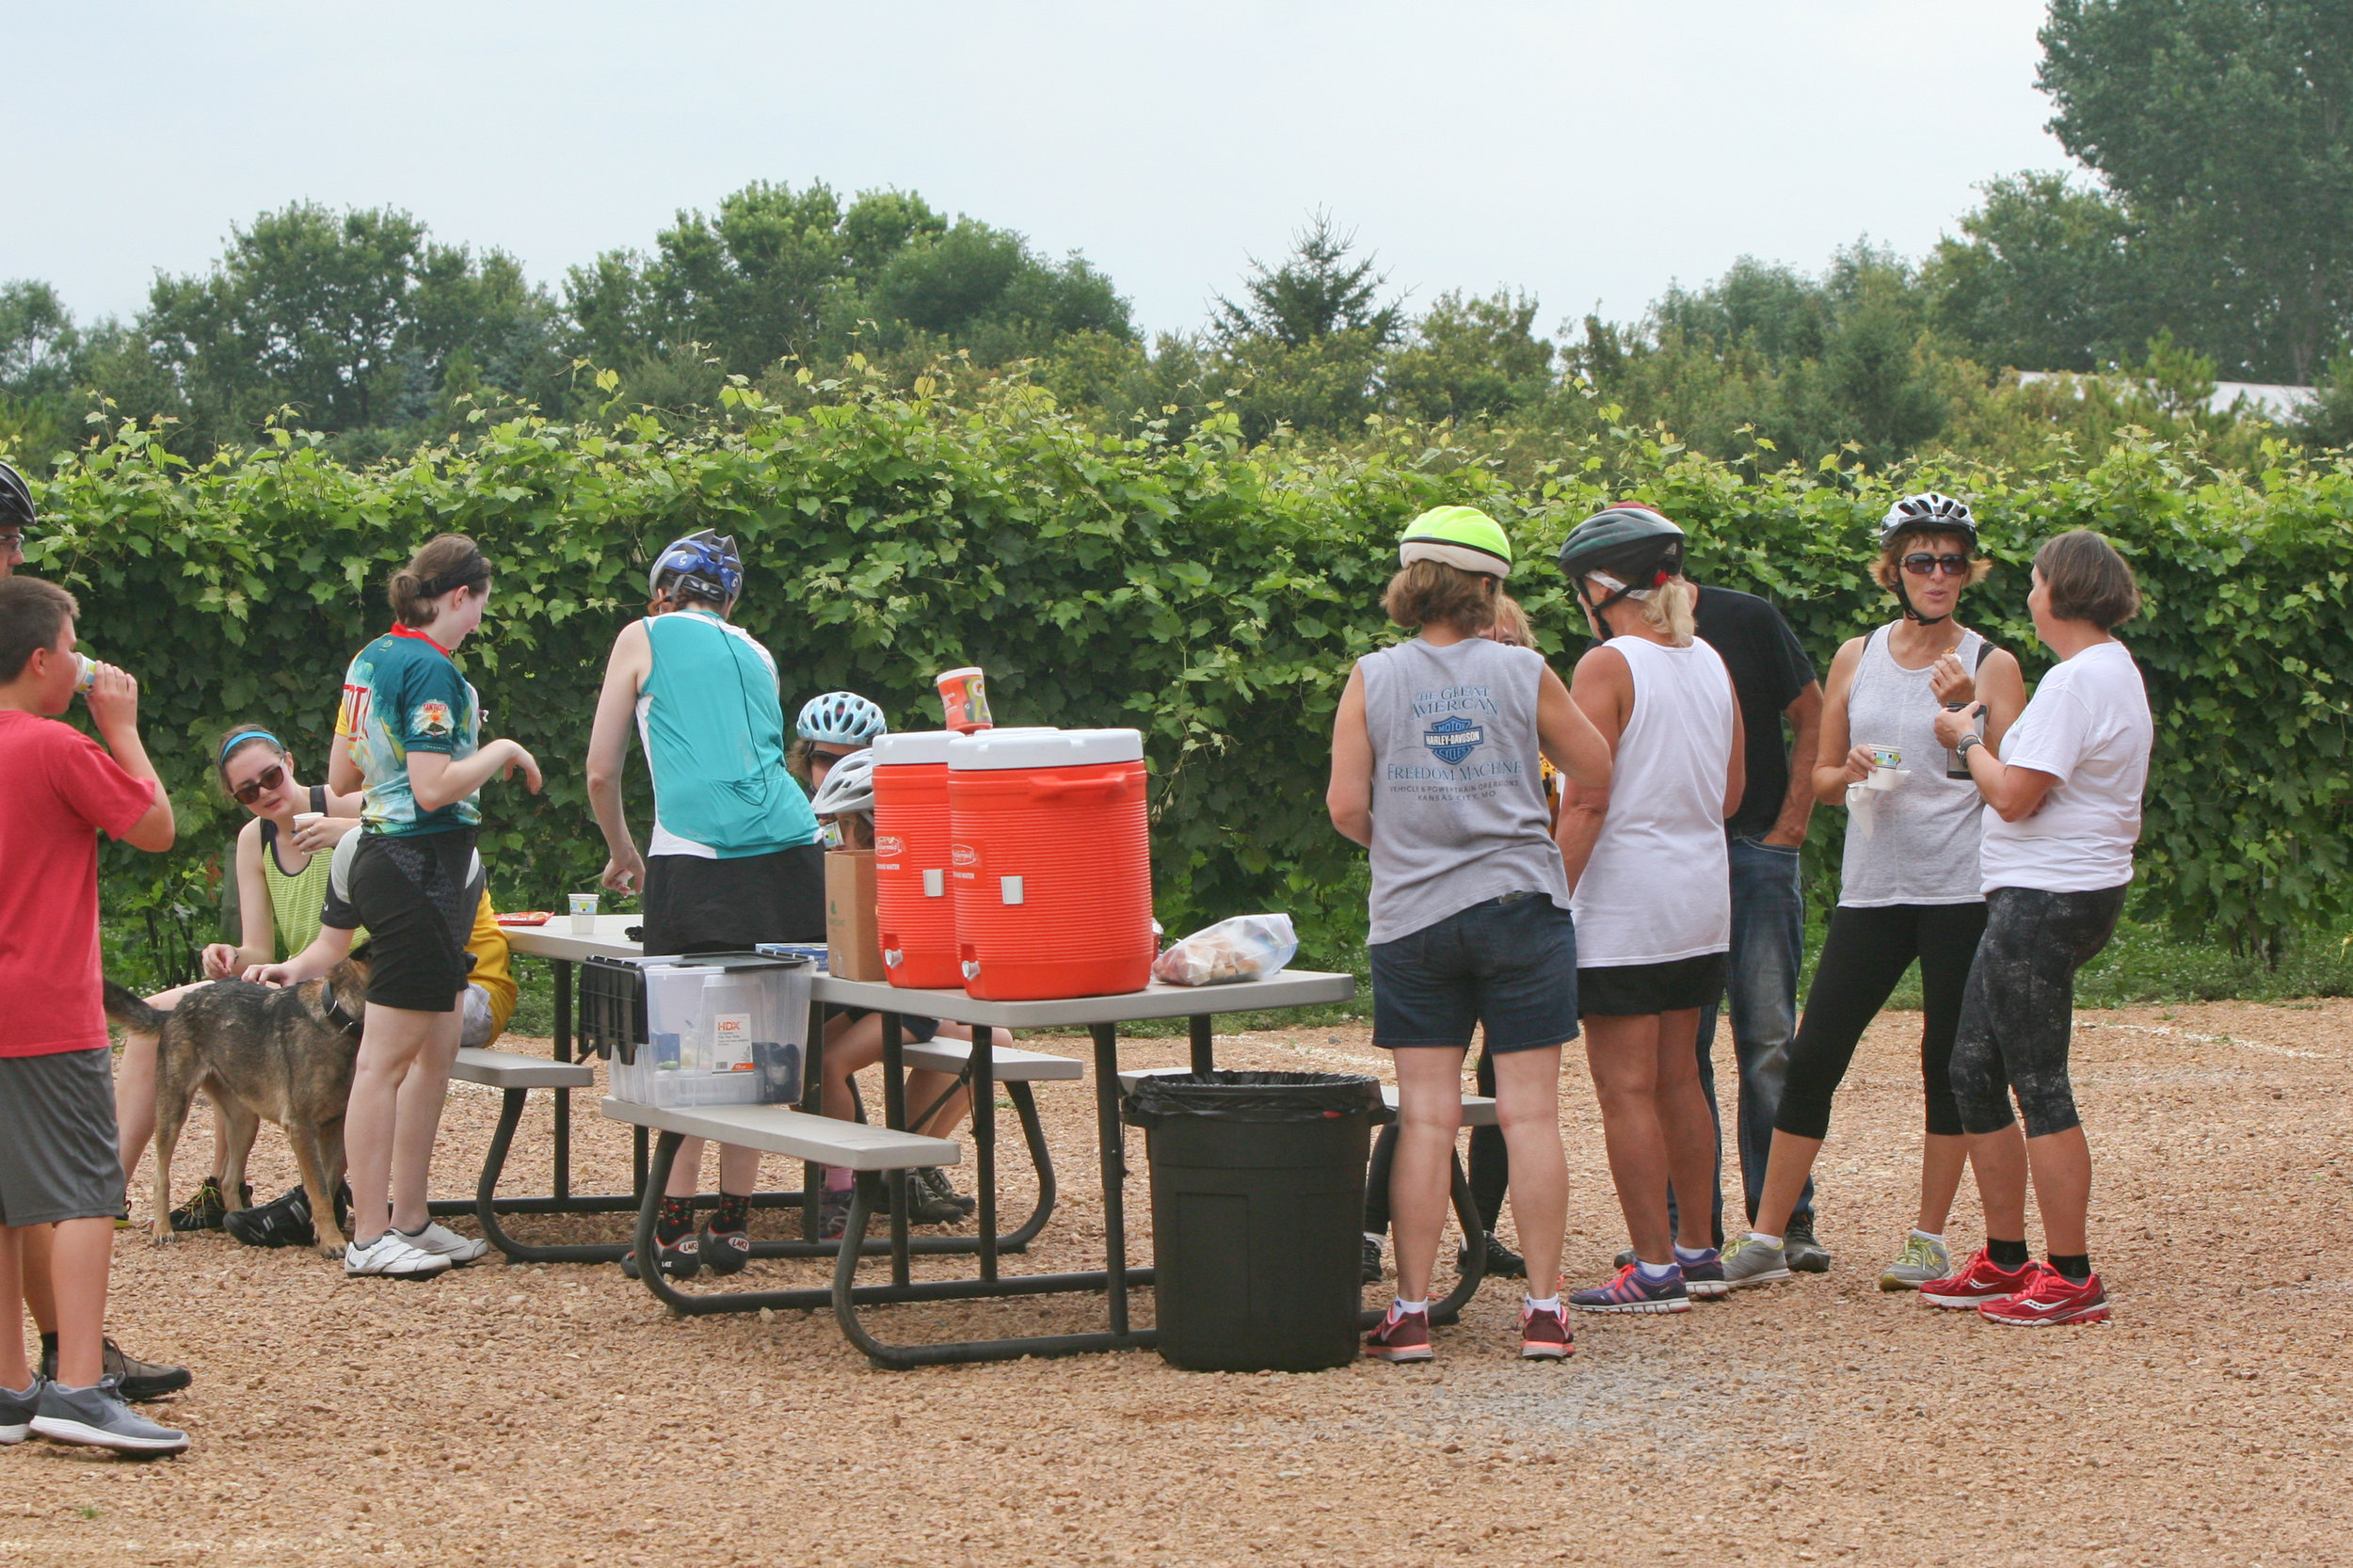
xmin=11 ymin=1 xmax=2067 ymax=340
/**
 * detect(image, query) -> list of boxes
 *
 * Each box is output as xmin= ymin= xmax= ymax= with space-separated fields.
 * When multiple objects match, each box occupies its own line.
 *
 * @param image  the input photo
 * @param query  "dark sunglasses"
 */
xmin=1901 ymin=552 xmax=1971 ymax=579
xmin=230 ymin=762 xmax=287 ymax=805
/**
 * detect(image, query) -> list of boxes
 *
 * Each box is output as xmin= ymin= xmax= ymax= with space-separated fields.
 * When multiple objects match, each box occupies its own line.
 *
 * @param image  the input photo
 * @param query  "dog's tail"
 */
xmin=104 ymin=981 xmax=168 ymax=1037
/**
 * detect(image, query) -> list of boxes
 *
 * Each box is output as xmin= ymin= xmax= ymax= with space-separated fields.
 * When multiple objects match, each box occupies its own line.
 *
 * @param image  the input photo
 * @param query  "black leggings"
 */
xmin=1951 ymin=885 xmax=2127 ymax=1139
xmin=1775 ymin=902 xmax=1988 ymax=1142
xmin=1364 ymin=1047 xmax=1505 ymax=1234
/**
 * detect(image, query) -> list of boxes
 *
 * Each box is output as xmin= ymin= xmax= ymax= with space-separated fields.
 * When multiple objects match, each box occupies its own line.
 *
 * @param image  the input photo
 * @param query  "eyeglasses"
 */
xmin=1901 ymin=552 xmax=1971 ymax=579
xmin=229 ymin=762 xmax=287 ymax=805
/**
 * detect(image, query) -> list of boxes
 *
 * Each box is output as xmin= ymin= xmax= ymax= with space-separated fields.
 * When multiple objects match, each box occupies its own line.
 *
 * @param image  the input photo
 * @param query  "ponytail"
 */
xmin=389 ymin=534 xmax=491 ymax=627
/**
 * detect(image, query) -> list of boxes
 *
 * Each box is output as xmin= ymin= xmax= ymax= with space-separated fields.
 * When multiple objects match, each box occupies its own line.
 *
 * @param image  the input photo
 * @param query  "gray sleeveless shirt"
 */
xmin=1357 ymin=636 xmax=1571 ymax=944
xmin=1838 ymin=622 xmax=1987 ymax=908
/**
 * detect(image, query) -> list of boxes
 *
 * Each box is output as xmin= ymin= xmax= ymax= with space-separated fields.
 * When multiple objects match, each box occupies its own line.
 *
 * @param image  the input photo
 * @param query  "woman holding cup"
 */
xmin=1718 ymin=492 xmax=2027 ymax=1291
xmin=111 ymin=728 xmax=362 ymax=1218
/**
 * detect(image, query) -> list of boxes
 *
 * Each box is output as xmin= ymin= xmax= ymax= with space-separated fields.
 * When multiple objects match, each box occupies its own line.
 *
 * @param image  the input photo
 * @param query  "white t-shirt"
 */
xmin=1978 ymin=640 xmax=2152 ymax=893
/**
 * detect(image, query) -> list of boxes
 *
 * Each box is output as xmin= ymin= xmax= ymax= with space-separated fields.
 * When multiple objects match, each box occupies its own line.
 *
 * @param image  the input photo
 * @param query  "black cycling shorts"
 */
xmin=347 ymin=830 xmax=482 ymax=1013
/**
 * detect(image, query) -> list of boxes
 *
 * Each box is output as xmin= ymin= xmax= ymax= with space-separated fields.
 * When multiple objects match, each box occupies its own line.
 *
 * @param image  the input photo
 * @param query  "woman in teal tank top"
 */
xmin=585 ymin=531 xmax=824 ymax=1280
xmin=116 ymin=726 xmax=365 ymax=1222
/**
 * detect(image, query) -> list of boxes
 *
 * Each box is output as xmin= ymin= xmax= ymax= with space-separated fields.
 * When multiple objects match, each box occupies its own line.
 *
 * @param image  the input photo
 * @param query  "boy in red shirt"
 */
xmin=0 ymin=577 xmax=186 ymax=1455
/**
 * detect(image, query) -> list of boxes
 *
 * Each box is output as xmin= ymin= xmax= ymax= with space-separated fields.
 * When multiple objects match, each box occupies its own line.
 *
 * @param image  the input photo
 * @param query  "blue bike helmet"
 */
xmin=795 ymin=692 xmax=887 ymax=746
xmin=648 ymin=530 xmax=743 ymax=609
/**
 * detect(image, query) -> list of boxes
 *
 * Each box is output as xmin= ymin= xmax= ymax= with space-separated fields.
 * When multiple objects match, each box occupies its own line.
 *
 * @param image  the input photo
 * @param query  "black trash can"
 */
xmin=1123 ymin=1071 xmax=1392 ymax=1372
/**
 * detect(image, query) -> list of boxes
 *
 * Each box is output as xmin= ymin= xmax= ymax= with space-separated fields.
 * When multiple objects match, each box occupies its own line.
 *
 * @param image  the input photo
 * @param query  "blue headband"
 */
xmin=217 ymin=729 xmax=280 ymax=769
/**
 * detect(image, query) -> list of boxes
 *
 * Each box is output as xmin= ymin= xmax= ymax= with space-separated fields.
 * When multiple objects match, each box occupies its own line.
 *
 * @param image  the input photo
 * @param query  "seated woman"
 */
xmin=116 ymin=726 xmax=363 ymax=1229
xmin=806 ymin=748 xmax=977 ymax=1236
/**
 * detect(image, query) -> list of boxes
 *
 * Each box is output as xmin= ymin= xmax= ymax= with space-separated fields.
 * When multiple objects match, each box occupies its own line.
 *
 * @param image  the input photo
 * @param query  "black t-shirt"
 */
xmin=1693 ymin=585 xmax=1817 ymax=840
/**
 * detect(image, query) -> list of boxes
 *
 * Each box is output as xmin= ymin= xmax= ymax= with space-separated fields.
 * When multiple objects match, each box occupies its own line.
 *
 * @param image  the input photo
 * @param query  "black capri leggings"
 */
xmin=1775 ymin=902 xmax=1988 ymax=1142
xmin=1950 ymin=885 xmax=2127 ymax=1139
xmin=1364 ymin=1046 xmax=1506 ymax=1235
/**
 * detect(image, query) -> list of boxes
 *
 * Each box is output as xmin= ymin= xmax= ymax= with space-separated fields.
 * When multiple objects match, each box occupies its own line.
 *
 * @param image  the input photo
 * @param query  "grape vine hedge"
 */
xmin=19 ymin=376 xmax=2353 ymax=981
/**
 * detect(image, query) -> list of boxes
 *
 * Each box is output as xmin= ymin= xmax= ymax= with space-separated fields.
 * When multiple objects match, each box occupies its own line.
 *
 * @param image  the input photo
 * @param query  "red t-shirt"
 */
xmin=0 ymin=711 xmax=159 ymax=1057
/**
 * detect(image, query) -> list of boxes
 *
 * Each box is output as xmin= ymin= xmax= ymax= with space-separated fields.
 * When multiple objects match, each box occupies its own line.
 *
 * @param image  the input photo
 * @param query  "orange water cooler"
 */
xmin=872 ymin=730 xmax=962 ymax=990
xmin=948 ymin=728 xmax=1155 ymax=1000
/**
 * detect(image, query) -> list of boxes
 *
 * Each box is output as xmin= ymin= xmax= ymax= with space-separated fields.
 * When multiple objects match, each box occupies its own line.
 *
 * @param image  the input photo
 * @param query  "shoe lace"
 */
xmin=1899 ymin=1236 xmax=1938 ymax=1269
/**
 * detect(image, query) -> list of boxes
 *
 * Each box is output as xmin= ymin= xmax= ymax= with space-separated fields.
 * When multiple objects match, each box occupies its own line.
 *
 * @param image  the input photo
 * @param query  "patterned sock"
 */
xmin=1988 ymin=1237 xmax=2032 ymax=1270
xmin=712 ymin=1192 xmax=750 ymax=1235
xmin=654 ymin=1195 xmax=696 ymax=1245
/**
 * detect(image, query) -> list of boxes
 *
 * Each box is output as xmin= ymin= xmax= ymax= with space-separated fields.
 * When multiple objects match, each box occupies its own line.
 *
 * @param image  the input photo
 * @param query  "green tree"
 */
xmin=1207 ymin=215 xmax=1402 ymax=440
xmin=1385 ymin=290 xmax=1555 ymax=424
xmin=2039 ymin=0 xmax=2353 ymax=380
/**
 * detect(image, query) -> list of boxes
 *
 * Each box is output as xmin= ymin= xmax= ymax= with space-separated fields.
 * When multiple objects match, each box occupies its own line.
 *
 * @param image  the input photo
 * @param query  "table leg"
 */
xmin=552 ymin=958 xmax=573 ymax=1201
xmin=882 ymin=1011 xmax=910 ymax=1288
xmin=1189 ymin=1013 xmax=1214 ymax=1075
xmin=1091 ymin=1021 xmax=1128 ymax=1336
xmin=801 ymin=994 xmax=825 ymax=1241
xmin=972 ymin=1023 xmax=998 ymax=1284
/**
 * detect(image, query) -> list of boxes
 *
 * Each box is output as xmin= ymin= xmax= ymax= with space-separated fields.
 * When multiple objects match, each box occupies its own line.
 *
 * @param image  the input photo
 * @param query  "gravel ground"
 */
xmin=6 ymin=998 xmax=2349 ymax=1566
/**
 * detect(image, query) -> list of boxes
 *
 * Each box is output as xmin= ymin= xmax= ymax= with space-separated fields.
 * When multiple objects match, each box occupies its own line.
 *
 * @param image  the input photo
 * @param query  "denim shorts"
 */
xmin=1369 ymin=891 xmax=1578 ymax=1053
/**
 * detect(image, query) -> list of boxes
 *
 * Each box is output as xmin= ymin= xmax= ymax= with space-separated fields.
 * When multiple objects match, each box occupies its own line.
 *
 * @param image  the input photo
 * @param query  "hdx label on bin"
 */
xmin=712 ymin=1014 xmax=754 ymax=1073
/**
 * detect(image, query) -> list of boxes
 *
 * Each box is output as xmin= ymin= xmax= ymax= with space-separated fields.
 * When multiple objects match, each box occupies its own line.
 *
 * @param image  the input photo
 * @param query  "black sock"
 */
xmin=712 ymin=1192 xmax=749 ymax=1235
xmin=654 ymin=1195 xmax=696 ymax=1245
xmin=2049 ymin=1252 xmax=2091 ymax=1282
xmin=1989 ymin=1237 xmax=2032 ymax=1269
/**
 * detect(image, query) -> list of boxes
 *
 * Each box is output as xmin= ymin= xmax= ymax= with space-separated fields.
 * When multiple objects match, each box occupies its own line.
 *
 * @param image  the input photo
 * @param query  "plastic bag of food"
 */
xmin=1151 ymin=914 xmax=1299 ymax=986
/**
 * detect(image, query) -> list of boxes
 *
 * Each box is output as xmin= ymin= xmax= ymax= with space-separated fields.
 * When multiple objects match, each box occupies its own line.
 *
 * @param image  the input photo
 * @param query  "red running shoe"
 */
xmin=1978 ymin=1265 xmax=2111 ymax=1327
xmin=1364 ymin=1304 xmax=1434 ymax=1362
xmin=1520 ymin=1301 xmax=1574 ymax=1360
xmin=1918 ymin=1248 xmax=2036 ymax=1309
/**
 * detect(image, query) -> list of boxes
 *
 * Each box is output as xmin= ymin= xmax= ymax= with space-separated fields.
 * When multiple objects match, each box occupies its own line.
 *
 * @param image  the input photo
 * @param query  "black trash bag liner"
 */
xmin=1123 ymin=1070 xmax=1393 ymax=1128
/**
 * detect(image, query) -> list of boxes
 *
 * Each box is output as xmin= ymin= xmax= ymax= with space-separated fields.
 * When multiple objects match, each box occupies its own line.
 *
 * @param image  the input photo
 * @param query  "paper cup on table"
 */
xmin=935 ymin=666 xmax=993 ymax=733
xmin=568 ymin=892 xmax=600 ymax=934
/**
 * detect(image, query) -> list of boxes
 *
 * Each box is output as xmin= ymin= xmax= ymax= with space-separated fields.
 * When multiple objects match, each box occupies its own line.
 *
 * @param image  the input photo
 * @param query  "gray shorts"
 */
xmin=0 ymin=1048 xmax=126 ymax=1227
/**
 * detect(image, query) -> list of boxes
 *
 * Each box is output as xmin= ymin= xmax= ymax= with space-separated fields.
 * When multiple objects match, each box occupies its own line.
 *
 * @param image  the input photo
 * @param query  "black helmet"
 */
xmin=0 ymin=459 xmax=33 ymax=543
xmin=1556 ymin=504 xmax=1686 ymax=616
xmin=1880 ymin=492 xmax=1977 ymax=625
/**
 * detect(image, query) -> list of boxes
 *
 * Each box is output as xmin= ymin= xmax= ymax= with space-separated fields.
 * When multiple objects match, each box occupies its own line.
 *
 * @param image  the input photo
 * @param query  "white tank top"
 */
xmin=1571 ymin=636 xmax=1735 ymax=966
xmin=1837 ymin=623 xmax=1988 ymax=907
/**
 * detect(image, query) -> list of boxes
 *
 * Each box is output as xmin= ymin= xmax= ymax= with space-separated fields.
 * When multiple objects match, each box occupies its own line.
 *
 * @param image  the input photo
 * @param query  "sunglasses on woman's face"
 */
xmin=230 ymin=762 xmax=287 ymax=806
xmin=1902 ymin=552 xmax=1971 ymax=579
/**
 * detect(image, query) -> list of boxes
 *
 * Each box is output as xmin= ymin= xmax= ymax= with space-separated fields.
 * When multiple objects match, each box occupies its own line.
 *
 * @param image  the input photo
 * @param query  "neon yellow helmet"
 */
xmin=1397 ymin=505 xmax=1513 ymax=579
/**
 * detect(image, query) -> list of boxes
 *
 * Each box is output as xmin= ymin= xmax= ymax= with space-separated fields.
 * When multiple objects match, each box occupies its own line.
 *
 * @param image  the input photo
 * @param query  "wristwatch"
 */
xmin=1955 ymin=733 xmax=1983 ymax=759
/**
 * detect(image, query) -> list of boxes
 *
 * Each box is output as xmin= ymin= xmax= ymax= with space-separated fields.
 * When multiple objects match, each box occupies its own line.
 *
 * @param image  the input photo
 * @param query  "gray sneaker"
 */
xmin=31 ymin=1377 xmax=189 ymax=1455
xmin=1 ymin=1378 xmax=39 ymax=1445
xmin=404 ymin=1222 xmax=490 ymax=1265
xmin=1783 ymin=1219 xmax=1833 ymax=1273
xmin=1878 ymin=1232 xmax=1951 ymax=1291
xmin=1721 ymin=1235 xmax=1792 ymax=1288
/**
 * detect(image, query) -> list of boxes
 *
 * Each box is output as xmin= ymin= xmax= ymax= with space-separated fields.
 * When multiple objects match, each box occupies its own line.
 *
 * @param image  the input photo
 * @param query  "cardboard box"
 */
xmin=825 ymin=848 xmax=888 ymax=982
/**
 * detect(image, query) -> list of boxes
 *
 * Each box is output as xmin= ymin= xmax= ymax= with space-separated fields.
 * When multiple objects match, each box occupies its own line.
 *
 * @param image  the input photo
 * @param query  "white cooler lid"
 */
xmin=872 ymin=730 xmax=959 ymax=766
xmin=949 ymin=727 xmax=1143 ymax=770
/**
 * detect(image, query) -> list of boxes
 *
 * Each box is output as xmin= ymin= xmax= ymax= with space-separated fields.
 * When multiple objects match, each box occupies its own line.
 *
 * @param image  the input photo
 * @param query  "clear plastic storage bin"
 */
xmin=608 ymin=960 xmax=811 ymax=1109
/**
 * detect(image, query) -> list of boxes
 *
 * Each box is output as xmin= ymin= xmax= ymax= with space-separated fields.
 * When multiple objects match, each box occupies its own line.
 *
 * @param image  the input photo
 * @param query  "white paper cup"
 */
xmin=292 ymin=811 xmax=325 ymax=833
xmin=568 ymin=892 xmax=599 ymax=934
xmin=1865 ymin=765 xmax=1906 ymax=792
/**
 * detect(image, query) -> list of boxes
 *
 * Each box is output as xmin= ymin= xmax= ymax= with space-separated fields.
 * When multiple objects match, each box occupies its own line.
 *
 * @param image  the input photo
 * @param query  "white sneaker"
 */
xmin=403 ymin=1222 xmax=489 ymax=1265
xmin=344 ymin=1232 xmax=455 ymax=1278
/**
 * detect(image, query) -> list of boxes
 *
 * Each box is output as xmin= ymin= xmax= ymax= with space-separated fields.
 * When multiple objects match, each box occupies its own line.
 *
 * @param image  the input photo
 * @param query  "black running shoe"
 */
xmin=1362 ymin=1235 xmax=1385 ymax=1284
xmin=916 ymin=1166 xmax=976 ymax=1215
xmin=1459 ymin=1230 xmax=1527 ymax=1279
xmin=40 ymin=1336 xmax=192 ymax=1402
xmin=1783 ymin=1218 xmax=1833 ymax=1273
xmin=882 ymin=1171 xmax=966 ymax=1225
xmin=817 ymin=1189 xmax=853 ymax=1241
xmin=699 ymin=1224 xmax=750 ymax=1276
xmin=168 ymin=1175 xmax=249 ymax=1232
xmin=222 ymin=1182 xmax=351 ymax=1248
xmin=619 ymin=1232 xmax=701 ymax=1280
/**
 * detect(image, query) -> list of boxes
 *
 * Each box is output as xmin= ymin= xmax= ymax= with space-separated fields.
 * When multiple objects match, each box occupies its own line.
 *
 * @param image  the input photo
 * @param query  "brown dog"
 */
xmin=105 ymin=959 xmax=367 ymax=1258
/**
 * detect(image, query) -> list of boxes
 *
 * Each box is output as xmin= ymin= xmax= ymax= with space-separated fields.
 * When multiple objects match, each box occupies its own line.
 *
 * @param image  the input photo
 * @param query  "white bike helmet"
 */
xmin=808 ymin=747 xmax=876 ymax=817
xmin=795 ymin=692 xmax=887 ymax=746
xmin=1880 ymin=491 xmax=1977 ymax=549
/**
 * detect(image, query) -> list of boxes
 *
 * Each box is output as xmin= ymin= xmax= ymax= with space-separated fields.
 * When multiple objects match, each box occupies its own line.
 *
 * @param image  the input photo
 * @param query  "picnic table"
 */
xmin=496 ymin=917 xmax=1489 ymax=1368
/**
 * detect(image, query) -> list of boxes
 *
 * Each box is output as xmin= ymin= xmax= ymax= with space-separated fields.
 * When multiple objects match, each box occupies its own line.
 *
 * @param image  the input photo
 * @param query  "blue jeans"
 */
xmin=1672 ymin=833 xmax=1813 ymax=1244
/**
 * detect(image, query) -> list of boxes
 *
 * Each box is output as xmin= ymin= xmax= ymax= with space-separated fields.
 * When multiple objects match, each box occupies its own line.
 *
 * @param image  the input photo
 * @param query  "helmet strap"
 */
xmin=1892 ymin=576 xmax=1952 ymax=627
